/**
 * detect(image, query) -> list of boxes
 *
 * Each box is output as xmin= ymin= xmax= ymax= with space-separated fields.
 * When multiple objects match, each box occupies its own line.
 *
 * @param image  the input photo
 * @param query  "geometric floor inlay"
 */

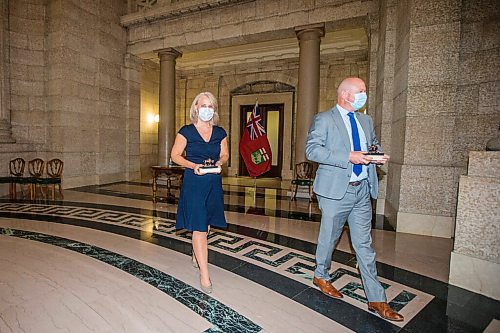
xmin=0 ymin=202 xmax=433 ymax=327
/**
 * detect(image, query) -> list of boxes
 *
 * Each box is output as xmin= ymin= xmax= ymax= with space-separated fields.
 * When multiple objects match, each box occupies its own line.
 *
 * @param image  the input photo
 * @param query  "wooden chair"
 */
xmin=44 ymin=158 xmax=64 ymax=200
xmin=27 ymin=158 xmax=45 ymax=200
xmin=291 ymin=161 xmax=314 ymax=201
xmin=0 ymin=158 xmax=27 ymax=199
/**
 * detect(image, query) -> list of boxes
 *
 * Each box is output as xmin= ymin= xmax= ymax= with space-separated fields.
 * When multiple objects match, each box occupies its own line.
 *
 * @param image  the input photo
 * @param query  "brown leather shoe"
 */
xmin=367 ymin=302 xmax=404 ymax=322
xmin=313 ymin=276 xmax=343 ymax=299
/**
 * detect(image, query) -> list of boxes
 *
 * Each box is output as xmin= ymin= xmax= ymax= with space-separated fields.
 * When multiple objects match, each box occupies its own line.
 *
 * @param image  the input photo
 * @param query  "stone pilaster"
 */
xmin=449 ymin=151 xmax=500 ymax=300
xmin=0 ymin=1 xmax=15 ymax=143
xmin=294 ymin=23 xmax=324 ymax=163
xmin=124 ymin=53 xmax=142 ymax=181
xmin=372 ymin=0 xmax=398 ymax=214
xmin=156 ymin=48 xmax=181 ymax=166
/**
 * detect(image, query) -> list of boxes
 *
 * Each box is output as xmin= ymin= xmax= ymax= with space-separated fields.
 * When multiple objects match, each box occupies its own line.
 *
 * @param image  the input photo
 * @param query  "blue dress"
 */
xmin=176 ymin=124 xmax=227 ymax=232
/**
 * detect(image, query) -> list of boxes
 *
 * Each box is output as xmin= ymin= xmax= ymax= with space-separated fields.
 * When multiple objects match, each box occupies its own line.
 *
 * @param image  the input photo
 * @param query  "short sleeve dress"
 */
xmin=176 ymin=124 xmax=228 ymax=232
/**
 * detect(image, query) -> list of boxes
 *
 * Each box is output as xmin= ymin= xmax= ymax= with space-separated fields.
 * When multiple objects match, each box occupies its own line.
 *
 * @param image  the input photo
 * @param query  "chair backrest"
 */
xmin=46 ymin=158 xmax=64 ymax=178
xmin=294 ymin=161 xmax=313 ymax=180
xmin=28 ymin=158 xmax=45 ymax=178
xmin=9 ymin=158 xmax=25 ymax=177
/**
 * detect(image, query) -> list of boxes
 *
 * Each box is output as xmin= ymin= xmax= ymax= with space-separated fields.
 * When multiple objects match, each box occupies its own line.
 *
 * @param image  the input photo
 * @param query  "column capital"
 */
xmin=295 ymin=23 xmax=325 ymax=41
xmin=155 ymin=48 xmax=182 ymax=61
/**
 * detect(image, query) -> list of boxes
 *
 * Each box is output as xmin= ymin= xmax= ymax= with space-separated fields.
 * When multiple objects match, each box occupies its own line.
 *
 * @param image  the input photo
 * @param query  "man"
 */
xmin=305 ymin=77 xmax=403 ymax=322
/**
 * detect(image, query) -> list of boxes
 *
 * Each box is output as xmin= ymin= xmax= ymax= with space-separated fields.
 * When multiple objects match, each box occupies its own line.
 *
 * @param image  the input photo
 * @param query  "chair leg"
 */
xmin=58 ymin=184 xmax=63 ymax=199
xmin=308 ymin=185 xmax=312 ymax=202
xmin=292 ymin=184 xmax=298 ymax=201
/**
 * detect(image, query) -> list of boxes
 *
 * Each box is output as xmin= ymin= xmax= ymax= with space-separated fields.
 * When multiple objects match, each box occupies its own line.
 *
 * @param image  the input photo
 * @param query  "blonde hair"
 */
xmin=189 ymin=92 xmax=220 ymax=125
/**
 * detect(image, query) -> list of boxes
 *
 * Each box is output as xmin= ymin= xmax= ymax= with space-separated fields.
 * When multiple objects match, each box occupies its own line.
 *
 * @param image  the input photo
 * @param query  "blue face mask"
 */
xmin=198 ymin=107 xmax=214 ymax=122
xmin=349 ymin=92 xmax=367 ymax=110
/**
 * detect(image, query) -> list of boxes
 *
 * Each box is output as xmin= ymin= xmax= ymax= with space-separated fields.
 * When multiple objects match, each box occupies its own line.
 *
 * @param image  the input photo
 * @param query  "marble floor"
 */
xmin=0 ymin=178 xmax=498 ymax=333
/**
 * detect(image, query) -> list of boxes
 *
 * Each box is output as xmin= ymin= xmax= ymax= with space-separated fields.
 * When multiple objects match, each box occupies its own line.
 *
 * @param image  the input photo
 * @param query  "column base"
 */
xmin=449 ymin=251 xmax=500 ymax=300
xmin=395 ymin=212 xmax=454 ymax=238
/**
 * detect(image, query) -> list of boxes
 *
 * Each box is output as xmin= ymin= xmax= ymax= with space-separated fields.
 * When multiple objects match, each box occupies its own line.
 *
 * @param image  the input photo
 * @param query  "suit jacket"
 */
xmin=305 ymin=106 xmax=381 ymax=200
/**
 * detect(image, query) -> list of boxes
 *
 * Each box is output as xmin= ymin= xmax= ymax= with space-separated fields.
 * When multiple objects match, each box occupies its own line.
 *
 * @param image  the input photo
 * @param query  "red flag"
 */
xmin=239 ymin=103 xmax=272 ymax=177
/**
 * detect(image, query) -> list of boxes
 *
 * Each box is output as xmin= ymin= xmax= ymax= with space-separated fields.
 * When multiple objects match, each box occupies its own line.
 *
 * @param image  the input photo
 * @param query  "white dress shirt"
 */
xmin=336 ymin=104 xmax=368 ymax=182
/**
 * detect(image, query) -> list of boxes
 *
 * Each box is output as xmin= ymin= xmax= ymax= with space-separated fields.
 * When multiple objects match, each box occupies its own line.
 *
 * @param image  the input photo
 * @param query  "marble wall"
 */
xmin=449 ymin=151 xmax=500 ymax=300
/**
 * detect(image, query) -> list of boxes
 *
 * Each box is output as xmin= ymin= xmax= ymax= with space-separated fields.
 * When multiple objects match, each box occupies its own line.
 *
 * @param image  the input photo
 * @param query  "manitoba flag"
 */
xmin=239 ymin=102 xmax=272 ymax=177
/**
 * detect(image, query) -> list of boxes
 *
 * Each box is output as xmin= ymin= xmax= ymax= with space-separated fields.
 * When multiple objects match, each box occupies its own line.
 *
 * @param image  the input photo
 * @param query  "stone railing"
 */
xmin=124 ymin=0 xmax=252 ymax=26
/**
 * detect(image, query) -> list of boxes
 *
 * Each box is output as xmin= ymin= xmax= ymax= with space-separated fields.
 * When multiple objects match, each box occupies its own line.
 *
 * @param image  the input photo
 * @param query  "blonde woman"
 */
xmin=170 ymin=92 xmax=229 ymax=293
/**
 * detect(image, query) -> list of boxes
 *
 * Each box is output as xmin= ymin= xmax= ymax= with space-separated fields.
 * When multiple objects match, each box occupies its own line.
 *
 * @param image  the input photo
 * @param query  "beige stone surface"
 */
xmin=399 ymin=164 xmax=464 ymax=217
xmin=467 ymin=151 xmax=500 ymax=178
xmin=454 ymin=175 xmax=500 ymax=262
xmin=405 ymin=116 xmax=454 ymax=164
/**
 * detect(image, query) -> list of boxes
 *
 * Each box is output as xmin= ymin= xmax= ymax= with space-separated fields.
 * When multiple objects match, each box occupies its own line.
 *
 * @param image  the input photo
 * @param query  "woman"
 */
xmin=170 ymin=92 xmax=229 ymax=294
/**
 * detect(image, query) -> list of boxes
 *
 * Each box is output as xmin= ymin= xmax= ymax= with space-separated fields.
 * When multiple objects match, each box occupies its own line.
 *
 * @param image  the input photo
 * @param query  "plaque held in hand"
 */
xmin=364 ymin=145 xmax=385 ymax=162
xmin=199 ymin=158 xmax=221 ymax=175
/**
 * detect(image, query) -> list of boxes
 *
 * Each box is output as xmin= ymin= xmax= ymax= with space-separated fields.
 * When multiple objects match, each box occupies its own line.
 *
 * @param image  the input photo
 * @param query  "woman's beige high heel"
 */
xmin=200 ymin=280 xmax=212 ymax=294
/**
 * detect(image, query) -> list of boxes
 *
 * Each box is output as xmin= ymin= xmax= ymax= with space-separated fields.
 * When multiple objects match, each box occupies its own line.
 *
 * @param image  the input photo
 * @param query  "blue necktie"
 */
xmin=348 ymin=112 xmax=362 ymax=176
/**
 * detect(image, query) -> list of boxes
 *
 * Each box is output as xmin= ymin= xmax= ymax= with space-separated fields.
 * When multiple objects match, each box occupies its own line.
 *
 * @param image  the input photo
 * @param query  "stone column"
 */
xmin=156 ymin=48 xmax=181 ymax=166
xmin=294 ymin=23 xmax=324 ymax=163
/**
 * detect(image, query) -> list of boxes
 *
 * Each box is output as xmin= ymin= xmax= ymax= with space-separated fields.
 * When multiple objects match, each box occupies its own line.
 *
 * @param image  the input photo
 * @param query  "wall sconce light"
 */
xmin=147 ymin=114 xmax=160 ymax=123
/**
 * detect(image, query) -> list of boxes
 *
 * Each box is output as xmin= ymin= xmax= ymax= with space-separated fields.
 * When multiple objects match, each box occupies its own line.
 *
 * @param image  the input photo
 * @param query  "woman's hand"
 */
xmin=193 ymin=164 xmax=203 ymax=175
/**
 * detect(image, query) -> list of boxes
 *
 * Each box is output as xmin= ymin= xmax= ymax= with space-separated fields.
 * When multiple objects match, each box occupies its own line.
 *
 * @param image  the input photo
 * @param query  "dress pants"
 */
xmin=314 ymin=180 xmax=386 ymax=302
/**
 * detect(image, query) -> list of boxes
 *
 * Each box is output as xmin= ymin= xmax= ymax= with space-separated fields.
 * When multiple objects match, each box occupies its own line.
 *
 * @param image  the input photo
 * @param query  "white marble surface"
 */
xmin=449 ymin=251 xmax=500 ymax=300
xmin=484 ymin=319 xmax=500 ymax=333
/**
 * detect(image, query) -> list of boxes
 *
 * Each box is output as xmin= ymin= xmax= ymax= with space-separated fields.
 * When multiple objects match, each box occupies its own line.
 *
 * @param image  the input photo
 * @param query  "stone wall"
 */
xmin=45 ymin=0 xmax=133 ymax=187
xmin=0 ymin=0 xmax=45 ymax=195
xmin=0 ymin=0 xmax=140 ymax=195
xmin=9 ymin=0 xmax=47 ymax=146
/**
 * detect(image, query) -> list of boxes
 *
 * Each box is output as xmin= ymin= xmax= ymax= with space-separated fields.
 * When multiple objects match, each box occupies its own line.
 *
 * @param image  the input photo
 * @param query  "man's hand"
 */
xmin=349 ymin=151 xmax=372 ymax=165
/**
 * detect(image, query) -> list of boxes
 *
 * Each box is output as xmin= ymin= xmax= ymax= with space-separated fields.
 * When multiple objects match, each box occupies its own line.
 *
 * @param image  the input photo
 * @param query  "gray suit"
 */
xmin=305 ymin=106 xmax=386 ymax=302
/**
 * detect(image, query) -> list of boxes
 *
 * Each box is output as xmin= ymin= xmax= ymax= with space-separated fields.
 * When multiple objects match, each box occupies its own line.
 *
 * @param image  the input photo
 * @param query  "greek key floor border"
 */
xmin=0 ymin=202 xmax=431 ymax=329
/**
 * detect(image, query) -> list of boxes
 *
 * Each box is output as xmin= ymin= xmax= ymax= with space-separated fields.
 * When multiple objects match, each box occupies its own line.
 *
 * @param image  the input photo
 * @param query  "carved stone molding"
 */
xmin=123 ymin=0 xmax=254 ymax=26
xmin=231 ymin=80 xmax=295 ymax=96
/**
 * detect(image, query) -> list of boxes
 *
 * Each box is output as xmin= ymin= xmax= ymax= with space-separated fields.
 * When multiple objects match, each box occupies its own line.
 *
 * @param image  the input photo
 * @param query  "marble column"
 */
xmin=156 ymin=48 xmax=181 ymax=166
xmin=294 ymin=23 xmax=324 ymax=163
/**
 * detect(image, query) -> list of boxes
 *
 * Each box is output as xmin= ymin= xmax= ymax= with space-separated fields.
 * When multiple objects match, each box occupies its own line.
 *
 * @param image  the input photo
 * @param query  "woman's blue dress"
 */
xmin=176 ymin=124 xmax=227 ymax=232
